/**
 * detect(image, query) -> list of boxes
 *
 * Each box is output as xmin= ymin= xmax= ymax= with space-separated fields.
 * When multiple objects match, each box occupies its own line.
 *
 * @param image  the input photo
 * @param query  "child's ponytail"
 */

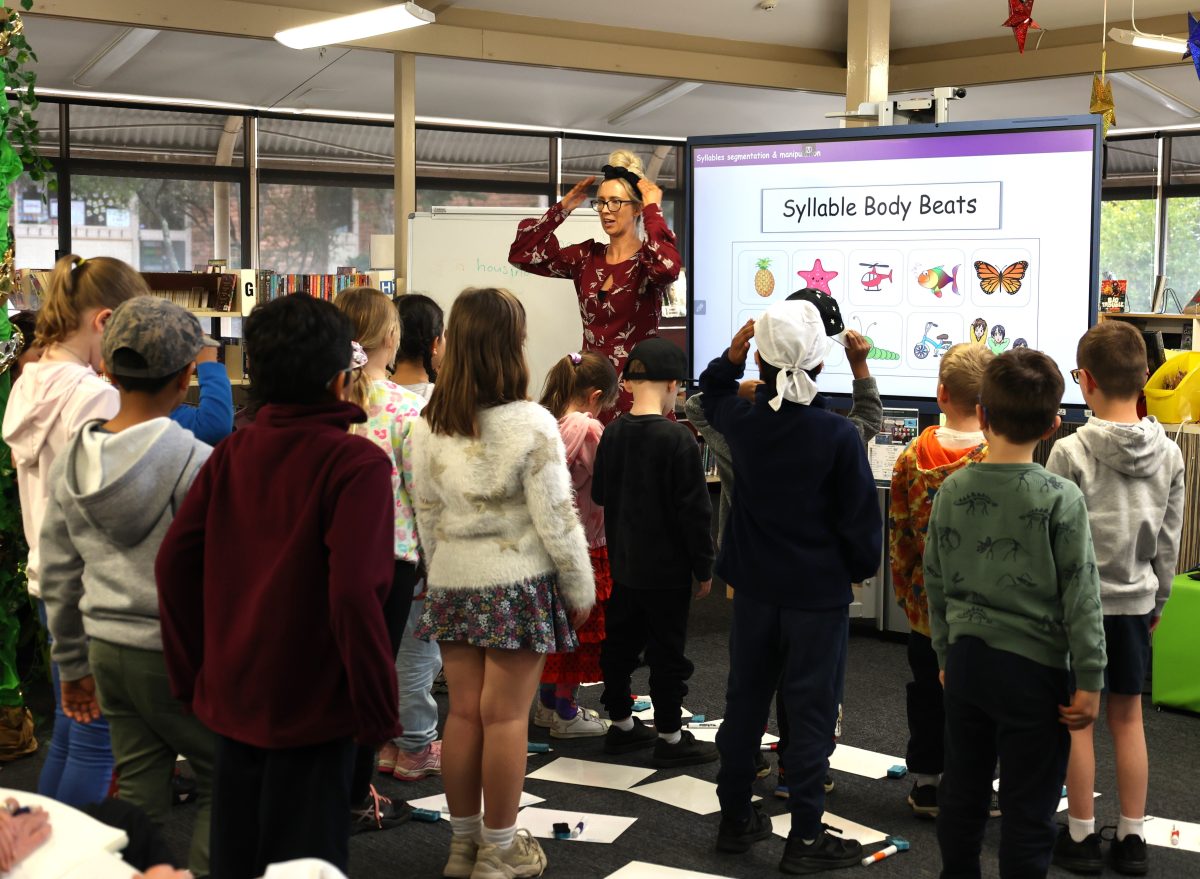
xmin=35 ymin=254 xmax=148 ymax=348
xmin=538 ymin=351 xmax=619 ymax=420
xmin=335 ymin=286 xmax=400 ymax=414
xmin=396 ymin=293 xmax=444 ymax=382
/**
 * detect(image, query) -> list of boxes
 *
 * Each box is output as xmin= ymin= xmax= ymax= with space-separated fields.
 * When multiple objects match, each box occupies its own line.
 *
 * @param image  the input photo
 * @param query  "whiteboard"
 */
xmin=407 ymin=207 xmax=604 ymax=395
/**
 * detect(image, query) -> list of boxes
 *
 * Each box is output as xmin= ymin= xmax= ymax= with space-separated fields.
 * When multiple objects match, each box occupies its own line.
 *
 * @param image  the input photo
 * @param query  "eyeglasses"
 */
xmin=591 ymin=198 xmax=633 ymax=213
xmin=1070 ymin=368 xmax=1082 ymax=384
xmin=326 ymin=366 xmax=354 ymax=390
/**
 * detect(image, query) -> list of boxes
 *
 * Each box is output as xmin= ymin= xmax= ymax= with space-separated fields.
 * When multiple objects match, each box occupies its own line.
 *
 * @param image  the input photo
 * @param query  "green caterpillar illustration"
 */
xmin=854 ymin=318 xmax=900 ymax=361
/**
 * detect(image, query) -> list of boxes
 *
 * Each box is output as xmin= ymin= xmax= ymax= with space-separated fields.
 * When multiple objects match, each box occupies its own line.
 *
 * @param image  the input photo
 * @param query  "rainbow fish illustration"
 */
xmin=918 ymin=264 xmax=960 ymax=298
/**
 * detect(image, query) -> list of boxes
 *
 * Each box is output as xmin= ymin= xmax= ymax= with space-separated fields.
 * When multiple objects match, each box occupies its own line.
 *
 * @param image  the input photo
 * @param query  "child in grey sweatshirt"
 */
xmin=1046 ymin=321 xmax=1185 ymax=876
xmin=39 ymin=297 xmax=217 ymax=878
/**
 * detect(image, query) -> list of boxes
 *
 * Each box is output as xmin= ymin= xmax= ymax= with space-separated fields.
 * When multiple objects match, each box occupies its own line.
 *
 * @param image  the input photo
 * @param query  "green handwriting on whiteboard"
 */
xmin=475 ymin=259 xmax=522 ymax=277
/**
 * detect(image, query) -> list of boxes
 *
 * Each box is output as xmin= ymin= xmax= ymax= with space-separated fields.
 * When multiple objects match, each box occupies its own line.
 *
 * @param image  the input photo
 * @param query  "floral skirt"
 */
xmin=541 ymin=547 xmax=610 ymax=685
xmin=415 ymin=572 xmax=579 ymax=654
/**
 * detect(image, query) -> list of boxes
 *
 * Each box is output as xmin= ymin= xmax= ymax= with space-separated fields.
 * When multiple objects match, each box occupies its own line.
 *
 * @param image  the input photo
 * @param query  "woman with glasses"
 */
xmin=509 ymin=149 xmax=682 ymax=416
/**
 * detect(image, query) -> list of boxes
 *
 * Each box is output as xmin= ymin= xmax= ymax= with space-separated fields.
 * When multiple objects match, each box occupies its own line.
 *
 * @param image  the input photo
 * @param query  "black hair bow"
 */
xmin=601 ymin=164 xmax=642 ymax=188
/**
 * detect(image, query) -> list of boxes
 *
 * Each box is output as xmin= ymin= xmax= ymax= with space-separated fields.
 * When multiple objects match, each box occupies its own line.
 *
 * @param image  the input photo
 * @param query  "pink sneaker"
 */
xmin=377 ymin=742 xmax=400 ymax=775
xmin=394 ymin=740 xmax=442 ymax=781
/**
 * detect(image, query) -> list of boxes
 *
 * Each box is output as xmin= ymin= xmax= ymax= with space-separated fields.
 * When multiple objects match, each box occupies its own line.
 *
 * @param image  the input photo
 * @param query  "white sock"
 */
xmin=613 ymin=716 xmax=634 ymax=732
xmin=1068 ymin=815 xmax=1095 ymax=843
xmin=1117 ymin=815 xmax=1145 ymax=842
xmin=915 ymin=773 xmax=940 ymax=788
xmin=481 ymin=823 xmax=516 ymax=850
xmin=450 ymin=812 xmax=482 ymax=843
xmin=659 ymin=729 xmax=682 ymax=745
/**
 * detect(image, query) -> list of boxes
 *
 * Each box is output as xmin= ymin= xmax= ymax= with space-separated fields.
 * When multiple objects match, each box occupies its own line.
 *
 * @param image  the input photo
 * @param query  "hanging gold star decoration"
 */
xmin=1091 ymin=73 xmax=1115 ymax=137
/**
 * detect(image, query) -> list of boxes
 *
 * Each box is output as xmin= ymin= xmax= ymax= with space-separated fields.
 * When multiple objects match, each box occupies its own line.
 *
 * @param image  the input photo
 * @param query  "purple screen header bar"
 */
xmin=693 ymin=128 xmax=1094 ymax=169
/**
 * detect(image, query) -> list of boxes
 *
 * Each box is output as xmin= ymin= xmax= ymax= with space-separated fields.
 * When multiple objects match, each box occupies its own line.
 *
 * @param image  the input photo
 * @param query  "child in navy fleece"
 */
xmin=169 ymin=344 xmax=233 ymax=444
xmin=703 ymin=304 xmax=880 ymax=874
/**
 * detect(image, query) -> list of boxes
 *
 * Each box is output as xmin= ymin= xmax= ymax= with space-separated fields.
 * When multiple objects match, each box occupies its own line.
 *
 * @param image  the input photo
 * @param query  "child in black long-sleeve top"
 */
xmin=702 ymin=302 xmax=881 ymax=875
xmin=592 ymin=338 xmax=717 ymax=769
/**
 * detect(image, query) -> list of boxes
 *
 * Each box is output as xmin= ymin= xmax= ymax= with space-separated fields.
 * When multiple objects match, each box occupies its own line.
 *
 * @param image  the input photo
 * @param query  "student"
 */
xmin=39 ymin=297 xmax=218 ymax=877
xmin=8 ymin=310 xmax=41 ymax=382
xmin=336 ymin=286 xmax=426 ymax=827
xmin=411 ymin=287 xmax=594 ymax=879
xmin=3 ymin=254 xmax=147 ymax=806
xmin=156 ymin=294 xmax=399 ymax=879
xmin=889 ymin=343 xmax=993 ymax=818
xmin=592 ymin=338 xmax=716 ymax=767
xmin=701 ymin=304 xmax=880 ymax=873
xmin=685 ymin=287 xmax=882 ymax=797
xmin=379 ymin=293 xmax=446 ymax=782
xmin=169 ymin=341 xmax=234 ymax=445
xmin=533 ymin=351 xmax=620 ymax=738
xmin=925 ymin=348 xmax=1107 ymax=878
xmin=1047 ymin=322 xmax=1184 ymax=876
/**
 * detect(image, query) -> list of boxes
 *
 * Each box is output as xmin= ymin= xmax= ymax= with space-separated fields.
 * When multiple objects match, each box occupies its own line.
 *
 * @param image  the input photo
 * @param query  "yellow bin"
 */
xmin=1145 ymin=351 xmax=1200 ymax=424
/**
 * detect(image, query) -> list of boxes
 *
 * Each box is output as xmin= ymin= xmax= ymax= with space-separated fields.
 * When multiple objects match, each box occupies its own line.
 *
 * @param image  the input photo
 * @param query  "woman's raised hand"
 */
xmin=561 ymin=176 xmax=597 ymax=213
xmin=636 ymin=178 xmax=662 ymax=207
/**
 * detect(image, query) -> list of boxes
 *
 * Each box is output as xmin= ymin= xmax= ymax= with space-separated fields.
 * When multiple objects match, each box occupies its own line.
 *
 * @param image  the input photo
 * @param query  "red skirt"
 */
xmin=541 ymin=546 xmax=611 ymax=685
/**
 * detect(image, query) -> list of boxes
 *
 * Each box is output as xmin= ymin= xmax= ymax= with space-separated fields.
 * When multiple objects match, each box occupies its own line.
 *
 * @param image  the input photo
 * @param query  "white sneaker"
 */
xmin=550 ymin=707 xmax=611 ymax=739
xmin=443 ymin=836 xmax=479 ymax=879
xmin=470 ymin=830 xmax=547 ymax=879
xmin=531 ymin=701 xmax=555 ymax=729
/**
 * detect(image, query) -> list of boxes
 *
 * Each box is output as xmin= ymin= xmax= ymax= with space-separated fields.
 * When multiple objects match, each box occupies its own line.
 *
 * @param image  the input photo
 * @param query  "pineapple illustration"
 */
xmin=754 ymin=258 xmax=775 ymax=297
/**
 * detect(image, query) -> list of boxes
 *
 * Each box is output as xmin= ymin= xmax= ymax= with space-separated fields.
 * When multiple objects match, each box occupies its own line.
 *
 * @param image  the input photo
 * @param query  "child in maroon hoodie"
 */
xmin=156 ymin=294 xmax=399 ymax=879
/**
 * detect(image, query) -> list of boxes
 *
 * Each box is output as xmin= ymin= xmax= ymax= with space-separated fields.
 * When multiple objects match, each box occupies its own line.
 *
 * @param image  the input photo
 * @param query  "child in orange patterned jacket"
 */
xmin=889 ymin=343 xmax=993 ymax=819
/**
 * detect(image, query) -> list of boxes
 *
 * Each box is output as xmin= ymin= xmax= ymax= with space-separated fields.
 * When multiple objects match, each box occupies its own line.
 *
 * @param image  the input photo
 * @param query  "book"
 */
xmin=1100 ymin=279 xmax=1127 ymax=313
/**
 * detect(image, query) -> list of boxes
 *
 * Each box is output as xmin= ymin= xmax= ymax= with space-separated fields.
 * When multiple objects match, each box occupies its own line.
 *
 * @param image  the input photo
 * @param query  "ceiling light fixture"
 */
xmin=607 ymin=81 xmax=703 ymax=126
xmin=275 ymin=2 xmax=435 ymax=50
xmin=73 ymin=28 xmax=161 ymax=88
xmin=1108 ymin=26 xmax=1185 ymax=53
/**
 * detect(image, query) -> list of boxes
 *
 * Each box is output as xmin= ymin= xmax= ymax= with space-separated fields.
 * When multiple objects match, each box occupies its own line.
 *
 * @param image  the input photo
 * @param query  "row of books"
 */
xmin=698 ymin=439 xmax=720 ymax=480
xmin=257 ymin=272 xmax=374 ymax=303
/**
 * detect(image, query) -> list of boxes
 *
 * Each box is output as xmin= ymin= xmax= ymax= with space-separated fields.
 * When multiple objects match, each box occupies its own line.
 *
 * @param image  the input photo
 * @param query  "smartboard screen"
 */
xmin=688 ymin=119 xmax=1101 ymax=406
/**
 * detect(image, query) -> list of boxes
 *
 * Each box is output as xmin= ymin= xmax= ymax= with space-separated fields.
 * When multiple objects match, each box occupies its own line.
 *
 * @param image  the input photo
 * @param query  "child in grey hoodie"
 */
xmin=40 ymin=297 xmax=217 ymax=878
xmin=1047 ymin=321 xmax=1185 ymax=876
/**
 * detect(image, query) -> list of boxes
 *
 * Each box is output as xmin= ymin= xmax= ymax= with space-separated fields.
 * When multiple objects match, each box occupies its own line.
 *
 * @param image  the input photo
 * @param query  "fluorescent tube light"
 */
xmin=275 ymin=2 xmax=434 ymax=50
xmin=73 ymin=28 xmax=161 ymax=88
xmin=607 ymin=81 xmax=703 ymax=126
xmin=1108 ymin=27 xmax=1186 ymax=54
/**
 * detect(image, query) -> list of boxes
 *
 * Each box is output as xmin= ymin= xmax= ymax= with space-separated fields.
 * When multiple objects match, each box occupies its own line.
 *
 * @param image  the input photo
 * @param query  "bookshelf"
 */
xmin=1098 ymin=312 xmax=1200 ymax=351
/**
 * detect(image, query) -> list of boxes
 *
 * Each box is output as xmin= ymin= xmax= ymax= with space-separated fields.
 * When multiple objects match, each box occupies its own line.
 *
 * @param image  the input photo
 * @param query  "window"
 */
xmin=71 ymin=175 xmax=242 ymax=270
xmin=259 ymin=183 xmax=392 ymax=273
xmin=10 ymin=171 xmax=57 ymax=270
xmin=416 ymin=190 xmax=549 ymax=211
xmin=66 ymin=105 xmax=244 ymax=167
xmin=1100 ymin=199 xmax=1155 ymax=312
xmin=1165 ymin=197 xmax=1200 ymax=303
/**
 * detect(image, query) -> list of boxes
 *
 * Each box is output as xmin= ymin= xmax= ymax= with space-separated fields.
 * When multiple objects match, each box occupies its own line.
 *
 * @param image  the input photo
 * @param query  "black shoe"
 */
xmin=1051 ymin=825 xmax=1103 ymax=874
xmin=754 ymin=751 xmax=771 ymax=778
xmin=350 ymin=785 xmax=411 ymax=834
xmin=907 ymin=782 xmax=938 ymax=819
xmin=1109 ymin=832 xmax=1149 ymax=876
xmin=716 ymin=803 xmax=773 ymax=853
xmin=824 ymin=774 xmax=835 ymax=794
xmin=780 ymin=825 xmax=863 ymax=874
xmin=652 ymin=729 xmax=719 ymax=768
xmin=603 ymin=716 xmax=658 ymax=754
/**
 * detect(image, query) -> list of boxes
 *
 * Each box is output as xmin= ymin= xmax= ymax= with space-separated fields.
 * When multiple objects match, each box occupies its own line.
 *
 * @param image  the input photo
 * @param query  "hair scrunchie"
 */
xmin=350 ymin=340 xmax=368 ymax=369
xmin=602 ymin=164 xmax=642 ymax=191
xmin=569 ymin=352 xmax=583 ymax=366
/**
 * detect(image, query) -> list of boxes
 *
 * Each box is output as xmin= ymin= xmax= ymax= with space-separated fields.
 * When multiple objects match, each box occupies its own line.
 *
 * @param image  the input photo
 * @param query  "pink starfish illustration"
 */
xmin=797 ymin=258 xmax=839 ymax=295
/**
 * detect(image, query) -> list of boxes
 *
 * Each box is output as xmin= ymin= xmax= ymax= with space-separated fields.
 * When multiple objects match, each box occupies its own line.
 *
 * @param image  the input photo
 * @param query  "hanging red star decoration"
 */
xmin=1002 ymin=0 xmax=1040 ymax=53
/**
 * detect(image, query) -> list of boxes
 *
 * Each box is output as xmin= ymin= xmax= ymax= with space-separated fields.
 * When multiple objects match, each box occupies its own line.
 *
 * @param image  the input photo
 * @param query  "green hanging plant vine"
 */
xmin=0 ymin=0 xmax=46 ymax=753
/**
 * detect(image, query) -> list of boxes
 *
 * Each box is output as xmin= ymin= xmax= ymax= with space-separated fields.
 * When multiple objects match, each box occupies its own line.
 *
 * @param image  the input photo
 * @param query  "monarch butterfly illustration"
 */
xmin=853 ymin=318 xmax=900 ymax=361
xmin=974 ymin=260 xmax=1029 ymax=295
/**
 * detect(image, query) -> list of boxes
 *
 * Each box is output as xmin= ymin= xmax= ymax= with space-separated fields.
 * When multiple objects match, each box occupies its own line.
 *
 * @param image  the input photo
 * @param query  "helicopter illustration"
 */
xmin=859 ymin=262 xmax=893 ymax=292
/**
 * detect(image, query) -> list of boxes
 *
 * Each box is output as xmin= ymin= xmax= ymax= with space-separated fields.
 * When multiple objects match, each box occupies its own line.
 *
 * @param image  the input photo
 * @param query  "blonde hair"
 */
xmin=35 ymin=255 xmax=149 ymax=348
xmin=424 ymin=287 xmax=530 ymax=437
xmin=606 ymin=149 xmax=646 ymax=202
xmin=939 ymin=343 xmax=994 ymax=412
xmin=335 ymin=286 xmax=401 ymax=413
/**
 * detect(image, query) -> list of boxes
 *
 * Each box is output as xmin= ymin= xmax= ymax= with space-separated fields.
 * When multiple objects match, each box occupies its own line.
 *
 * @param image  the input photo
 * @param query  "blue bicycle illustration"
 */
xmin=913 ymin=321 xmax=952 ymax=359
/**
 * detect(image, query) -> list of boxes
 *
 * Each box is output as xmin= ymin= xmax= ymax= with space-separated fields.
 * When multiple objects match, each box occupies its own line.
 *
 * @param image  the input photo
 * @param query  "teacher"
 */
xmin=509 ymin=149 xmax=682 ymax=415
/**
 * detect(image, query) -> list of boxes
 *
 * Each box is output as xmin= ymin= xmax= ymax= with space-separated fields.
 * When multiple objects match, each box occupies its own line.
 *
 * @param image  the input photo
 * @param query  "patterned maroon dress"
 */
xmin=509 ymin=202 xmax=682 ymax=414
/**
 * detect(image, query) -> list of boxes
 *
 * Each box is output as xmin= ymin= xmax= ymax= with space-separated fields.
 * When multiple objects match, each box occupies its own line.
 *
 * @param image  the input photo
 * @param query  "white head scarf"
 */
xmin=755 ymin=300 xmax=830 ymax=411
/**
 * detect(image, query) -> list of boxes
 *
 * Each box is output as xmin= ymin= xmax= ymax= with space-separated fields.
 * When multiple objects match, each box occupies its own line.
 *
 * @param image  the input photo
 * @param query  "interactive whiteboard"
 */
xmin=688 ymin=118 xmax=1102 ymax=406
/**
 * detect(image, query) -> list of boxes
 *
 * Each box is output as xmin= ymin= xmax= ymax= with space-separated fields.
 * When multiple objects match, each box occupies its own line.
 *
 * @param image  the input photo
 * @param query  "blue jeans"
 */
xmin=37 ymin=601 xmax=114 ymax=806
xmin=394 ymin=594 xmax=441 ymax=752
